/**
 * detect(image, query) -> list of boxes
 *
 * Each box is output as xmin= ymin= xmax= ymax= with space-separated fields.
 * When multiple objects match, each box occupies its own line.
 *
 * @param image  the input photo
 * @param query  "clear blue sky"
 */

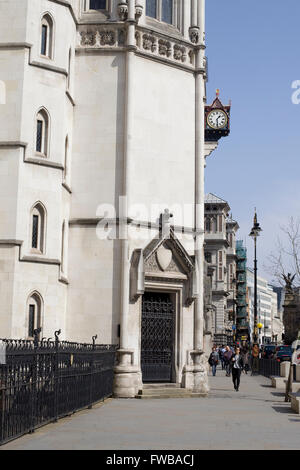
xmin=205 ymin=0 xmax=300 ymax=282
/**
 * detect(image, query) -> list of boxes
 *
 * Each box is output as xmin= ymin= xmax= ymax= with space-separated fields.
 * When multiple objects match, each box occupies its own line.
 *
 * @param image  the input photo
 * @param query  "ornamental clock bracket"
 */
xmin=204 ymin=89 xmax=231 ymax=164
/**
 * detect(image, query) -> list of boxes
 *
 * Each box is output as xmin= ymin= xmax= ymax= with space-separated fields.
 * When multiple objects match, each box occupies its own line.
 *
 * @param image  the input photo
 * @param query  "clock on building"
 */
xmin=205 ymin=90 xmax=231 ymax=142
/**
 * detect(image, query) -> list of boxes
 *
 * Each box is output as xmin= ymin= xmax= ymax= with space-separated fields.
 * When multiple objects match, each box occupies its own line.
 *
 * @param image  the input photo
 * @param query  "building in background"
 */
xmin=235 ymin=240 xmax=249 ymax=342
xmin=204 ymin=194 xmax=239 ymax=345
xmin=247 ymin=268 xmax=282 ymax=344
xmin=270 ymin=287 xmax=284 ymax=344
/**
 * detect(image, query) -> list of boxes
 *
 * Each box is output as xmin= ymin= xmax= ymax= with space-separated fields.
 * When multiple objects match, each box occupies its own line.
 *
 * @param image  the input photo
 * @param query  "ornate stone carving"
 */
xmin=80 ymin=32 xmax=96 ymax=47
xmin=145 ymin=253 xmax=160 ymax=273
xmin=158 ymin=39 xmax=172 ymax=58
xmin=100 ymin=30 xmax=116 ymax=46
xmin=118 ymin=29 xmax=126 ymax=46
xmin=135 ymin=4 xmax=143 ymax=23
xmin=117 ymin=2 xmax=128 ymax=21
xmin=142 ymin=34 xmax=156 ymax=52
xmin=189 ymin=50 xmax=195 ymax=65
xmin=135 ymin=31 xmax=141 ymax=48
xmin=189 ymin=26 xmax=200 ymax=44
xmin=173 ymin=45 xmax=186 ymax=62
xmin=156 ymin=246 xmax=172 ymax=271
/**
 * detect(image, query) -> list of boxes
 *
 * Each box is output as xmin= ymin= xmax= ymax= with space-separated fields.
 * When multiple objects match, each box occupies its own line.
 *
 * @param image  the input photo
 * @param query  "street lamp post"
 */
xmin=249 ymin=210 xmax=262 ymax=345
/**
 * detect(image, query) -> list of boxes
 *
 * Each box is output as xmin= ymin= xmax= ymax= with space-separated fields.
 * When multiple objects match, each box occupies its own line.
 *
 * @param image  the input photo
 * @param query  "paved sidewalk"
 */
xmin=2 ymin=368 xmax=300 ymax=450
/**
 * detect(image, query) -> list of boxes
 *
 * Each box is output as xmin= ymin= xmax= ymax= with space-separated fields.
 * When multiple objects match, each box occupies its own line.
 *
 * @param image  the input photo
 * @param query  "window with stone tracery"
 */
xmin=27 ymin=293 xmax=42 ymax=339
xmin=40 ymin=14 xmax=54 ymax=59
xmin=30 ymin=203 xmax=46 ymax=254
xmin=35 ymin=108 xmax=49 ymax=157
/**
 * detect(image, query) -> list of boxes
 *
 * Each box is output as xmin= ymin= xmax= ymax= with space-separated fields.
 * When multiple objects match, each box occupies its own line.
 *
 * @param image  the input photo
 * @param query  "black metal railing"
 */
xmin=0 ymin=330 xmax=117 ymax=445
xmin=258 ymin=358 xmax=281 ymax=378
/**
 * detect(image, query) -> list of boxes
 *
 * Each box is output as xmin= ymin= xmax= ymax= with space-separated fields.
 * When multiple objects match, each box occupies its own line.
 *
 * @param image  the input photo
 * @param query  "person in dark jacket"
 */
xmin=231 ymin=347 xmax=244 ymax=391
xmin=208 ymin=346 xmax=219 ymax=376
xmin=223 ymin=345 xmax=233 ymax=376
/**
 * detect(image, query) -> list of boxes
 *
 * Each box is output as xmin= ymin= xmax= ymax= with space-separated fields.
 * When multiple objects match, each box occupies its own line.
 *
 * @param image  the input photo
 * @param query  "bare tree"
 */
xmin=265 ymin=217 xmax=300 ymax=287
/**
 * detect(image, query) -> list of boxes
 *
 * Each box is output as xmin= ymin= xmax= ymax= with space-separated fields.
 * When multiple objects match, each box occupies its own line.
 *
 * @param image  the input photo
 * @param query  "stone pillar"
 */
xmin=191 ymin=0 xmax=209 ymax=394
xmin=113 ymin=0 xmax=140 ymax=398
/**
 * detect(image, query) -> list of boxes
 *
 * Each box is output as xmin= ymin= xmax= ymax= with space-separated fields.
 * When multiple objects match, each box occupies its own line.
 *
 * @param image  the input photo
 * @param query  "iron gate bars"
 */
xmin=258 ymin=358 xmax=281 ymax=378
xmin=141 ymin=293 xmax=175 ymax=383
xmin=0 ymin=331 xmax=117 ymax=445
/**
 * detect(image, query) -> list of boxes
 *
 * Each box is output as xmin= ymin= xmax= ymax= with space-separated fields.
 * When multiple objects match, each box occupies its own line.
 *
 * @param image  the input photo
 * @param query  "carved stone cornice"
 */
xmin=77 ymin=24 xmax=197 ymax=71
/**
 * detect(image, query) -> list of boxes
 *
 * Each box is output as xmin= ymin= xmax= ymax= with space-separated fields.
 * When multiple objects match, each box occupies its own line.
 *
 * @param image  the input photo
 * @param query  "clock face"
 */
xmin=207 ymin=109 xmax=228 ymax=129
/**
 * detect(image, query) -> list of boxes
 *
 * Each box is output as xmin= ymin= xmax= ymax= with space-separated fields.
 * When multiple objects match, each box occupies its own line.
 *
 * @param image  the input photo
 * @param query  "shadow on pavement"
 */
xmin=271 ymin=392 xmax=285 ymax=397
xmin=272 ymin=405 xmax=291 ymax=414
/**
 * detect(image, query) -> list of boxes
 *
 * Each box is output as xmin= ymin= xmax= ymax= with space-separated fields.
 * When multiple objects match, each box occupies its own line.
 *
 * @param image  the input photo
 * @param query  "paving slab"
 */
xmin=2 ymin=368 xmax=300 ymax=450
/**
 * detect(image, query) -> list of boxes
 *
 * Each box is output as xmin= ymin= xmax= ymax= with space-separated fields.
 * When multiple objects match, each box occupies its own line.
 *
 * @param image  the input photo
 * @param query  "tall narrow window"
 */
xmin=28 ymin=304 xmax=35 ymax=338
xmin=36 ymin=119 xmax=43 ymax=153
xmin=218 ymin=215 xmax=223 ymax=232
xmin=31 ymin=203 xmax=46 ymax=253
xmin=146 ymin=0 xmax=157 ymax=18
xmin=41 ymin=24 xmax=48 ymax=56
xmin=162 ymin=0 xmax=173 ymax=24
xmin=61 ymin=221 xmax=65 ymax=274
xmin=218 ymin=251 xmax=223 ymax=281
xmin=32 ymin=214 xmax=39 ymax=249
xmin=64 ymin=135 xmax=68 ymax=181
xmin=40 ymin=14 xmax=54 ymax=59
xmin=89 ymin=0 xmax=106 ymax=9
xmin=35 ymin=108 xmax=49 ymax=156
xmin=27 ymin=293 xmax=42 ymax=339
xmin=67 ymin=48 xmax=72 ymax=90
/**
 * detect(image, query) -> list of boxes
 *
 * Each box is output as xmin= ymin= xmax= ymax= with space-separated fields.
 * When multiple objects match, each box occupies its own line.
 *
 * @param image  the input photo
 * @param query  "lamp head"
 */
xmin=249 ymin=209 xmax=262 ymax=238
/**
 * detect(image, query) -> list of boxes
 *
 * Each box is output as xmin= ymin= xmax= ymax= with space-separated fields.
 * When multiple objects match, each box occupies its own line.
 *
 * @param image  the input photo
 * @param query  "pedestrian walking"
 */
xmin=208 ymin=346 xmax=219 ymax=376
xmin=219 ymin=345 xmax=226 ymax=370
xmin=251 ymin=343 xmax=260 ymax=375
xmin=223 ymin=345 xmax=233 ymax=376
xmin=231 ymin=346 xmax=244 ymax=391
xmin=241 ymin=346 xmax=250 ymax=374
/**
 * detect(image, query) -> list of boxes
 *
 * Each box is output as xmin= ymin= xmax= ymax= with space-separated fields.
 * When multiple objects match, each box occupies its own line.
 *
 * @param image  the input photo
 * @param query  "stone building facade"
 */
xmin=0 ymin=0 xmax=230 ymax=397
xmin=204 ymin=194 xmax=239 ymax=344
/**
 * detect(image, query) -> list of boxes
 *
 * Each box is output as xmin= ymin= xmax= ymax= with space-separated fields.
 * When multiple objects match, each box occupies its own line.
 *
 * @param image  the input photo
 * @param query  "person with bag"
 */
xmin=208 ymin=346 xmax=219 ymax=376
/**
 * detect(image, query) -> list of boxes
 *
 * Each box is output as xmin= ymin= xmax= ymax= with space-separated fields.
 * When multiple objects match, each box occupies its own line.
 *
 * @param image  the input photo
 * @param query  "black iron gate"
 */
xmin=141 ymin=292 xmax=175 ymax=382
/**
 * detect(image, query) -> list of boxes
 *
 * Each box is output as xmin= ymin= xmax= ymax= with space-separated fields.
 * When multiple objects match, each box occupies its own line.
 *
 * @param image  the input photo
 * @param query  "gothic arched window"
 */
xmin=27 ymin=292 xmax=43 ymax=339
xmin=35 ymin=108 xmax=49 ymax=156
xmin=31 ymin=202 xmax=46 ymax=254
xmin=40 ymin=14 xmax=54 ymax=58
